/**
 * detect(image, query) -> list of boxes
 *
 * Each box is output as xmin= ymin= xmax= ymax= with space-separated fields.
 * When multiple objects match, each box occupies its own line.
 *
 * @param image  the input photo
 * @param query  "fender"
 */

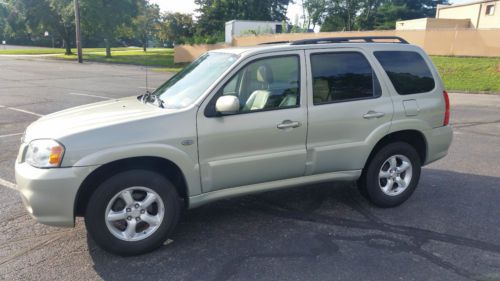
xmin=389 ymin=118 xmax=432 ymax=134
xmin=72 ymin=143 xmax=202 ymax=196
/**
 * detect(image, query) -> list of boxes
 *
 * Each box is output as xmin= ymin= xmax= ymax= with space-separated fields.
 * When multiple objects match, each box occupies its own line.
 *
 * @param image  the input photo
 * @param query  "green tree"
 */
xmin=0 ymin=2 xmax=8 ymax=41
xmin=80 ymin=0 xmax=138 ymax=57
xmin=158 ymin=12 xmax=194 ymax=45
xmin=320 ymin=0 xmax=449 ymax=31
xmin=303 ymin=0 xmax=328 ymax=31
xmin=13 ymin=0 xmax=74 ymax=54
xmin=320 ymin=0 xmax=364 ymax=31
xmin=372 ymin=0 xmax=449 ymax=30
xmin=133 ymin=0 xmax=160 ymax=51
xmin=194 ymin=0 xmax=292 ymax=37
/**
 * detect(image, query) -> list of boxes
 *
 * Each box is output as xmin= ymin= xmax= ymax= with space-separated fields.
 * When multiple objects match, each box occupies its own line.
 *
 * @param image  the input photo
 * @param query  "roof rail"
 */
xmin=290 ymin=36 xmax=409 ymax=45
xmin=259 ymin=41 xmax=290 ymax=45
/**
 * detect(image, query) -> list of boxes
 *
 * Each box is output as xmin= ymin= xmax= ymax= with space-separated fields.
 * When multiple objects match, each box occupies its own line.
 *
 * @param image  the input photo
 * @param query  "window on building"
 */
xmin=486 ymin=4 xmax=495 ymax=16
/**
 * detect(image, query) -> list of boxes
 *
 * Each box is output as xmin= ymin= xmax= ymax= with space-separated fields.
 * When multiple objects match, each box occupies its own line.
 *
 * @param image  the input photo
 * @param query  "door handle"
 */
xmin=363 ymin=111 xmax=385 ymax=119
xmin=277 ymin=120 xmax=301 ymax=129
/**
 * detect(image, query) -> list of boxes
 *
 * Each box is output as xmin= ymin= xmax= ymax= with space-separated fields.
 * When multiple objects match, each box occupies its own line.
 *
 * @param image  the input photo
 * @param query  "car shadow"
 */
xmin=88 ymin=168 xmax=500 ymax=281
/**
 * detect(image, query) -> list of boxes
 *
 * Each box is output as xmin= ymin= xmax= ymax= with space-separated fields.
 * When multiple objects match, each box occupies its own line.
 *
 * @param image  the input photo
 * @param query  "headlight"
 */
xmin=25 ymin=139 xmax=65 ymax=168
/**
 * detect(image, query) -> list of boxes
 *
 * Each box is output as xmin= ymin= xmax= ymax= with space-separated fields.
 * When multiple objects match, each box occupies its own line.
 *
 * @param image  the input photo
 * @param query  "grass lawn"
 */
xmin=55 ymin=48 xmax=185 ymax=72
xmin=431 ymin=56 xmax=500 ymax=94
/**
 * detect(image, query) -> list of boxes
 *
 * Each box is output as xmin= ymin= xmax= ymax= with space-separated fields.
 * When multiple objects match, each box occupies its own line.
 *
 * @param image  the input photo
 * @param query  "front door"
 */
xmin=197 ymin=51 xmax=308 ymax=192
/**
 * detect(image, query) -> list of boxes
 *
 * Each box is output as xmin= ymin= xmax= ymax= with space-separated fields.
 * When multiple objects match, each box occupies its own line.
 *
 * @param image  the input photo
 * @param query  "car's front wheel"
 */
xmin=358 ymin=142 xmax=421 ymax=207
xmin=85 ymin=169 xmax=180 ymax=256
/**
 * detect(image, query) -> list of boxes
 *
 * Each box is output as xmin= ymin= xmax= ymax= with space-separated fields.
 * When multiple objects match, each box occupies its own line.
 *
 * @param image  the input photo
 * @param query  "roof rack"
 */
xmin=290 ymin=36 xmax=409 ymax=45
xmin=259 ymin=41 xmax=290 ymax=45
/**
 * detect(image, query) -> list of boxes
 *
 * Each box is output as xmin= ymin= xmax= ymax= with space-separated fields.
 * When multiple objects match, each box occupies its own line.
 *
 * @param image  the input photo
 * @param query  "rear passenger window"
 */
xmin=374 ymin=51 xmax=435 ymax=95
xmin=311 ymin=52 xmax=381 ymax=105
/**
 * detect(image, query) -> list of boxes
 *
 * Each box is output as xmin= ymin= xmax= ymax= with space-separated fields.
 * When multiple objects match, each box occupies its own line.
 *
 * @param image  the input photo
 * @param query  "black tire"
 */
xmin=85 ymin=169 xmax=180 ymax=256
xmin=358 ymin=142 xmax=421 ymax=207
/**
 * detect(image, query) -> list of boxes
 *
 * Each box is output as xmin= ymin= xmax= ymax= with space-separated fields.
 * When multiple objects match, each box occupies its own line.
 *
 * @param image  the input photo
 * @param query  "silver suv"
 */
xmin=15 ymin=36 xmax=452 ymax=256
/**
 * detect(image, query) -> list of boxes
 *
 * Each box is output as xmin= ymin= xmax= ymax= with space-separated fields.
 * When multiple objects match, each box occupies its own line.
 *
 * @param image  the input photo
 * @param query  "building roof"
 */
xmin=438 ymin=0 xmax=497 ymax=10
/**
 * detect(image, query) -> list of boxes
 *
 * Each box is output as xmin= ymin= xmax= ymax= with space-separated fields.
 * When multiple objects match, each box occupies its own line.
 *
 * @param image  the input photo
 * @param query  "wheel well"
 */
xmin=365 ymin=130 xmax=427 ymax=170
xmin=75 ymin=157 xmax=188 ymax=216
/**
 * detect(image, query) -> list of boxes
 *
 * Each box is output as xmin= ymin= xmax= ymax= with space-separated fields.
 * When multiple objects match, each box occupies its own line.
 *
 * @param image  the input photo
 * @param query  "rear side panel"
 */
xmin=370 ymin=45 xmax=446 ymax=132
xmin=368 ymin=44 xmax=452 ymax=164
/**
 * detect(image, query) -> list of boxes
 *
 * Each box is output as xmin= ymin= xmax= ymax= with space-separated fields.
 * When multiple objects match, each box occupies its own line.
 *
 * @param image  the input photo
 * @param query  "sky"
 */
xmin=150 ymin=0 xmax=473 ymax=23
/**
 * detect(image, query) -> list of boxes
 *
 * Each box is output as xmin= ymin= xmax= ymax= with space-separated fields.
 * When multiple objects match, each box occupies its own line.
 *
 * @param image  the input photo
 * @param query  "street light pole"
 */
xmin=74 ymin=0 xmax=83 ymax=63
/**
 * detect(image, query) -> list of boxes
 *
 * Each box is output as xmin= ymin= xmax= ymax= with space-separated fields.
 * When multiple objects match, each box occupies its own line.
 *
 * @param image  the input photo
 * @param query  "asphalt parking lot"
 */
xmin=1 ymin=56 xmax=500 ymax=281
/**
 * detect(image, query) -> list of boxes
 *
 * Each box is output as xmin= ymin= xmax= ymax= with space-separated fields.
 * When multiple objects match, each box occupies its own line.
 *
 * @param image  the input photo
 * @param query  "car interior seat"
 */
xmin=313 ymin=78 xmax=330 ymax=104
xmin=244 ymin=64 xmax=274 ymax=111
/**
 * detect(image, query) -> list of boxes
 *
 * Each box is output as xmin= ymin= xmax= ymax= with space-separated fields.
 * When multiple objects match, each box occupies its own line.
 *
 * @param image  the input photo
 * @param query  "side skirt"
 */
xmin=188 ymin=170 xmax=362 ymax=208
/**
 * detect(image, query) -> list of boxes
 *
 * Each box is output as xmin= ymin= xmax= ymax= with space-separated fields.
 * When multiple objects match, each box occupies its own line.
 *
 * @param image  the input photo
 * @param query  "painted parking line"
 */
xmin=0 ymin=133 xmax=23 ymax=139
xmin=0 ymin=177 xmax=16 ymax=190
xmin=68 ymin=92 xmax=112 ymax=100
xmin=0 ymin=104 xmax=43 ymax=117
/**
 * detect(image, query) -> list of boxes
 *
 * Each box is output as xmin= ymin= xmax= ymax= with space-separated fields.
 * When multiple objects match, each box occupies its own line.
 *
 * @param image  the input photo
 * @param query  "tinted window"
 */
xmin=311 ymin=52 xmax=381 ymax=105
xmin=218 ymin=56 xmax=300 ymax=113
xmin=374 ymin=51 xmax=435 ymax=95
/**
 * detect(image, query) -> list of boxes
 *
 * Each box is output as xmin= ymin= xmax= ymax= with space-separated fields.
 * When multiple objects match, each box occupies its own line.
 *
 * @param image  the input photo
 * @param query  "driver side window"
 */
xmin=220 ymin=55 xmax=300 ymax=113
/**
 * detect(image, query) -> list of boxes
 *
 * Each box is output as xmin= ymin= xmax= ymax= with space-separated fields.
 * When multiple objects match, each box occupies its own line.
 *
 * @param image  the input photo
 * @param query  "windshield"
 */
xmin=153 ymin=52 xmax=238 ymax=109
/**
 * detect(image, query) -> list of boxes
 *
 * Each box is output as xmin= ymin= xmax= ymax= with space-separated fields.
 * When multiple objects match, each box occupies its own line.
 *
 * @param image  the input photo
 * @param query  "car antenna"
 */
xmin=145 ymin=30 xmax=149 ymax=93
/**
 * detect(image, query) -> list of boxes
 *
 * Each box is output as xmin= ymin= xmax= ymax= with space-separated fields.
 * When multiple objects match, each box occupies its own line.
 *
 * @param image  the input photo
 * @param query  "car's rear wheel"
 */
xmin=358 ymin=142 xmax=421 ymax=207
xmin=85 ymin=169 xmax=180 ymax=256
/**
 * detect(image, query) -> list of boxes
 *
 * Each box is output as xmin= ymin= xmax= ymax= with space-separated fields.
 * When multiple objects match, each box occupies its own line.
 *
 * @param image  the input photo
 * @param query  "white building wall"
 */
xmin=225 ymin=20 xmax=283 ymax=44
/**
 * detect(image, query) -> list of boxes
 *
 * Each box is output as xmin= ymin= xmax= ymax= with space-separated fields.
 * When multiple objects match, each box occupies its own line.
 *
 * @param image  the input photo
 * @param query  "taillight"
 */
xmin=443 ymin=90 xmax=450 ymax=126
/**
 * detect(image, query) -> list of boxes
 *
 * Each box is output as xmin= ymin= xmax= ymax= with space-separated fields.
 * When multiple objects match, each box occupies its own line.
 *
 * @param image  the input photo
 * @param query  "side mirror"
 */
xmin=215 ymin=95 xmax=240 ymax=115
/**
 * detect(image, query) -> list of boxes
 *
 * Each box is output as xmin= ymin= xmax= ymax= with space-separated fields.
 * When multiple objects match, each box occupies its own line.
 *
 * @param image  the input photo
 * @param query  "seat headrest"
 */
xmin=256 ymin=64 xmax=274 ymax=84
xmin=313 ymin=79 xmax=330 ymax=102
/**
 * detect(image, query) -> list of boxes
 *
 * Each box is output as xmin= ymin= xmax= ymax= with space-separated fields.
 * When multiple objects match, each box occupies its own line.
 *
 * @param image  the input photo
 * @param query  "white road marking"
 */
xmin=0 ymin=104 xmax=43 ymax=117
xmin=0 ymin=133 xmax=23 ymax=139
xmin=68 ymin=92 xmax=112 ymax=100
xmin=0 ymin=177 xmax=16 ymax=190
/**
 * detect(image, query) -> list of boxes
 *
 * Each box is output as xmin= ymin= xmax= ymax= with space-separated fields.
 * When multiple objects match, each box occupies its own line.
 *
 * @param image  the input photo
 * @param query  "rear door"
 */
xmin=305 ymin=48 xmax=394 ymax=175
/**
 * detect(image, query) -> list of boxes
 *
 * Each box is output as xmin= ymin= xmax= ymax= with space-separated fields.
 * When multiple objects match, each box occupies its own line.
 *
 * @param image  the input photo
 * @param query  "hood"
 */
xmin=24 ymin=96 xmax=176 ymax=142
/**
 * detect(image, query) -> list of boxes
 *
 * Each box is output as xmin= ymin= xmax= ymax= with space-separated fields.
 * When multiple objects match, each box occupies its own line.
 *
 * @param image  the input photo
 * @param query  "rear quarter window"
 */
xmin=374 ymin=51 xmax=435 ymax=95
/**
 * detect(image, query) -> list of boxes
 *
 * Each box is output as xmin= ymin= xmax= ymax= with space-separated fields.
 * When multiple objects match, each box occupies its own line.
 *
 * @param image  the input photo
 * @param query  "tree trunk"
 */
xmin=63 ymin=39 xmax=72 ymax=55
xmin=104 ymin=38 xmax=111 ymax=57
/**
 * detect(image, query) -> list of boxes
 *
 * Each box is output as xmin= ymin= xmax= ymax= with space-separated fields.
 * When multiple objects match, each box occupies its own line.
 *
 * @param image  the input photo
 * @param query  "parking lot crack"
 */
xmin=250 ymin=196 xmax=500 ymax=281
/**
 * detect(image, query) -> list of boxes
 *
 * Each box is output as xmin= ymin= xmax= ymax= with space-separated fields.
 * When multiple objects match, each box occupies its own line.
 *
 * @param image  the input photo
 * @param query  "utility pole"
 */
xmin=74 ymin=0 xmax=83 ymax=63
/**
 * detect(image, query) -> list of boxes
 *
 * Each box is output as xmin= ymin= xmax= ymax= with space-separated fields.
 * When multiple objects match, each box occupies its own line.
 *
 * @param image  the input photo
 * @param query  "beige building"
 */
xmin=396 ymin=0 xmax=499 ymax=30
xmin=396 ymin=18 xmax=470 ymax=30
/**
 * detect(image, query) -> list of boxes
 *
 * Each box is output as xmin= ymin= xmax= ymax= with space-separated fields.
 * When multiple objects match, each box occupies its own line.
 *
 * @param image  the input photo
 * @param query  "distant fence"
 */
xmin=174 ymin=29 xmax=500 ymax=63
xmin=174 ymin=43 xmax=229 ymax=63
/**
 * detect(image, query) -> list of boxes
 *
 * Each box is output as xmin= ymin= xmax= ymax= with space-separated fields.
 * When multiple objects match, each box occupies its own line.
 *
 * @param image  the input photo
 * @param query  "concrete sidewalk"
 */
xmin=450 ymin=92 xmax=500 ymax=108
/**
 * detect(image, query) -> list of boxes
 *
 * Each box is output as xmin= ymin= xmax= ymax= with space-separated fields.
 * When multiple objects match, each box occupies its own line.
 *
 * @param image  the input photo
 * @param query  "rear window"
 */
xmin=374 ymin=51 xmax=435 ymax=95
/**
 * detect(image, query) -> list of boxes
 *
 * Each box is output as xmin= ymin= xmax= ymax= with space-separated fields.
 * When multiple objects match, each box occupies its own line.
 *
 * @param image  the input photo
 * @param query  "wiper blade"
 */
xmin=152 ymin=95 xmax=165 ymax=108
xmin=140 ymin=91 xmax=152 ymax=104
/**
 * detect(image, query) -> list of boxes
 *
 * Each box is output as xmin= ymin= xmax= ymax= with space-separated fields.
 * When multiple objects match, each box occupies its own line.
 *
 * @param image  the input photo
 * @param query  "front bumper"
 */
xmin=15 ymin=162 xmax=97 ymax=227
